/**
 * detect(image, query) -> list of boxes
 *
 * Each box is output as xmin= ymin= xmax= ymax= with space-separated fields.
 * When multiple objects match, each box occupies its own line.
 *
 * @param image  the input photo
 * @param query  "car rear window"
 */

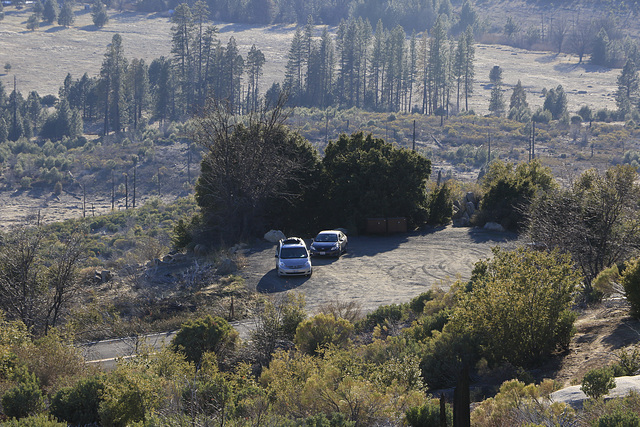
xmin=316 ymin=233 xmax=338 ymax=242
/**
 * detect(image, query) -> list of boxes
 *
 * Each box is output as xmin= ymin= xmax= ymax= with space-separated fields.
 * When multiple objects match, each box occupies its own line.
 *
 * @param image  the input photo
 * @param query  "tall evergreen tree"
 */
xmin=171 ymin=3 xmax=195 ymax=114
xmin=128 ymin=58 xmax=149 ymax=129
xmin=284 ymin=28 xmax=305 ymax=103
xmin=8 ymin=87 xmax=24 ymax=142
xmin=462 ymin=27 xmax=475 ymax=111
xmin=543 ymin=85 xmax=568 ymax=120
xmin=222 ymin=37 xmax=244 ymax=113
xmin=245 ymin=45 xmax=265 ymax=112
xmin=42 ymin=0 xmax=58 ymax=24
xmin=591 ymin=28 xmax=609 ymax=66
xmin=57 ymin=0 xmax=74 ymax=27
xmin=191 ymin=1 xmax=212 ymax=107
xmin=453 ymin=31 xmax=467 ymax=113
xmin=91 ymin=0 xmax=108 ymax=28
xmin=508 ymin=80 xmax=531 ymax=122
xmin=616 ymin=59 xmax=639 ymax=115
xmin=488 ymin=67 xmax=505 ymax=117
xmin=100 ymin=33 xmax=128 ymax=135
xmin=427 ymin=16 xmax=449 ymax=115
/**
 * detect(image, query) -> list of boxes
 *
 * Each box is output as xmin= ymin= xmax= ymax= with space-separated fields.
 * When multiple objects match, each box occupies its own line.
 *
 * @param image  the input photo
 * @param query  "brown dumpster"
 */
xmin=366 ymin=218 xmax=387 ymax=234
xmin=387 ymin=217 xmax=407 ymax=233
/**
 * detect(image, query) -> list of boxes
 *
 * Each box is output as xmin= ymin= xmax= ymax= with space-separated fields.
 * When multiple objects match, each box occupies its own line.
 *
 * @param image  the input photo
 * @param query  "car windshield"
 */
xmin=315 ymin=233 xmax=338 ymax=242
xmin=280 ymin=247 xmax=308 ymax=259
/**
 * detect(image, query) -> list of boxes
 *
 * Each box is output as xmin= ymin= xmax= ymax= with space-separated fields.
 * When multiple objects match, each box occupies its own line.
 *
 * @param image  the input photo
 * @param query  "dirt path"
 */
xmin=241 ymin=226 xmax=520 ymax=314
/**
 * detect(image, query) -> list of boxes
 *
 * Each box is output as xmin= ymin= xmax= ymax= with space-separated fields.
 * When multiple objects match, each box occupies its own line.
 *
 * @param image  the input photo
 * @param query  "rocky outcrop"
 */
xmin=453 ymin=192 xmax=480 ymax=227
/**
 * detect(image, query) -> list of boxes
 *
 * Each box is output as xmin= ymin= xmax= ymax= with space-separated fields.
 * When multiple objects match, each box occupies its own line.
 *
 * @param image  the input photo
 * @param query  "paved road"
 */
xmin=241 ymin=225 xmax=520 ymax=314
xmin=83 ymin=226 xmax=519 ymax=365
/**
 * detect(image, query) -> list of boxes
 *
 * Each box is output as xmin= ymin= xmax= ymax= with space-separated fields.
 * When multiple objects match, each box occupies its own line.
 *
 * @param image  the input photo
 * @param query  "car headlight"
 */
xmin=279 ymin=261 xmax=286 ymax=268
xmin=305 ymin=260 xmax=311 ymax=267
xmin=332 ymin=243 xmax=340 ymax=250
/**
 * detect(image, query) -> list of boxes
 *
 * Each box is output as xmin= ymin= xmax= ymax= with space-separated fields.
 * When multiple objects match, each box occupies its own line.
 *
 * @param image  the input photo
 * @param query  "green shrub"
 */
xmin=582 ymin=367 xmax=616 ymax=399
xmin=451 ymin=247 xmax=580 ymax=367
xmin=1 ymin=370 xmax=44 ymax=419
xmin=622 ymin=257 xmax=640 ymax=318
xmin=409 ymin=291 xmax=435 ymax=314
xmin=1 ymin=414 xmax=67 ymax=427
xmin=295 ymin=412 xmax=356 ymax=426
xmin=613 ymin=347 xmax=640 ymax=377
xmin=427 ymin=183 xmax=453 ymax=225
xmin=596 ymin=410 xmax=640 ymax=426
xmin=357 ymin=303 xmax=405 ymax=331
xmin=406 ymin=399 xmax=452 ymax=427
xmin=295 ymin=313 xmax=354 ymax=355
xmin=171 ymin=315 xmax=238 ymax=365
xmin=50 ymin=376 xmax=105 ymax=425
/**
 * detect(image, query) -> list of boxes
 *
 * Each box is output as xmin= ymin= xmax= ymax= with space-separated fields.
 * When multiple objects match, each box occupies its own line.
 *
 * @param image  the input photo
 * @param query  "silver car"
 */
xmin=276 ymin=237 xmax=312 ymax=277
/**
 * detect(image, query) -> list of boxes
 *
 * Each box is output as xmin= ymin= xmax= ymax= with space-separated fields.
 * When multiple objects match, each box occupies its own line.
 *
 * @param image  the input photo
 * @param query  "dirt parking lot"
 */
xmin=241 ymin=226 xmax=521 ymax=314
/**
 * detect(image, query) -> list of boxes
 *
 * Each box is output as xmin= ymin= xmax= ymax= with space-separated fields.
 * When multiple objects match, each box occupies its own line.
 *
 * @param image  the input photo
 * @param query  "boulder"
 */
xmin=466 ymin=201 xmax=476 ymax=216
xmin=264 ymin=230 xmax=286 ymax=243
xmin=453 ymin=212 xmax=471 ymax=227
xmin=194 ymin=244 xmax=208 ymax=256
xmin=216 ymin=257 xmax=238 ymax=276
xmin=465 ymin=192 xmax=477 ymax=205
xmin=484 ymin=221 xmax=505 ymax=232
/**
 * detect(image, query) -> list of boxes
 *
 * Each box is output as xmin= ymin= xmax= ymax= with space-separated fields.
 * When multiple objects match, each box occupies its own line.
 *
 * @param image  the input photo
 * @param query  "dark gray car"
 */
xmin=310 ymin=230 xmax=348 ymax=257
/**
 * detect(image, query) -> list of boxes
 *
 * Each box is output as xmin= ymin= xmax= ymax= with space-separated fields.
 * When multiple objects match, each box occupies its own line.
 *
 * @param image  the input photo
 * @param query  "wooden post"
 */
xmin=133 ymin=160 xmax=136 ymax=209
xmin=111 ymin=170 xmax=115 ymax=211
xmin=412 ymin=119 xmax=416 ymax=151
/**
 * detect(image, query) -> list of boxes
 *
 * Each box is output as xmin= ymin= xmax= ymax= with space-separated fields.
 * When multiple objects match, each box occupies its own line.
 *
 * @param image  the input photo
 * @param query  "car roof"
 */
xmin=317 ymin=230 xmax=341 ymax=235
xmin=280 ymin=237 xmax=306 ymax=246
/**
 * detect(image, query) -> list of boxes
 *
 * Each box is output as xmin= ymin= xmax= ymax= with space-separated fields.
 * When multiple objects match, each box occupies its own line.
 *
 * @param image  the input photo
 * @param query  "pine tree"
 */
xmin=463 ymin=27 xmax=475 ymax=111
xmin=128 ymin=58 xmax=149 ymax=129
xmin=91 ymin=1 xmax=108 ymax=28
xmin=27 ymin=14 xmax=39 ymax=30
xmin=508 ymin=80 xmax=531 ymax=122
xmin=100 ymin=33 xmax=127 ymax=135
xmin=370 ymin=20 xmax=385 ymax=110
xmin=591 ymin=28 xmax=609 ymax=66
xmin=42 ymin=0 xmax=58 ymax=24
xmin=428 ymin=16 xmax=449 ymax=114
xmin=245 ymin=45 xmax=265 ymax=112
xmin=57 ymin=0 xmax=74 ymax=27
xmin=32 ymin=0 xmax=43 ymax=20
xmin=616 ymin=59 xmax=639 ymax=115
xmin=223 ymin=37 xmax=244 ymax=113
xmin=171 ymin=3 xmax=194 ymax=114
xmin=284 ymin=28 xmax=305 ymax=103
xmin=488 ymin=67 xmax=505 ymax=117
xmin=191 ymin=1 xmax=211 ymax=107
xmin=543 ymin=85 xmax=568 ymax=120
xmin=453 ymin=32 xmax=467 ymax=113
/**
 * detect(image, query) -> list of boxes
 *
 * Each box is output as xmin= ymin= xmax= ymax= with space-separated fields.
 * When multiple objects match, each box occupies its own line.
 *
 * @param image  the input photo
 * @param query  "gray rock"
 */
xmin=466 ymin=201 xmax=476 ymax=215
xmin=216 ymin=257 xmax=238 ymax=275
xmin=264 ymin=230 xmax=286 ymax=242
xmin=551 ymin=375 xmax=640 ymax=409
xmin=484 ymin=222 xmax=505 ymax=232
xmin=465 ymin=192 xmax=477 ymax=205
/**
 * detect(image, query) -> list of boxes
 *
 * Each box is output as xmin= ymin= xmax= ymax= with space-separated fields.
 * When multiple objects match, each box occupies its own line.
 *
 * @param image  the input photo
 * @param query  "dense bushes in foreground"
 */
xmin=0 ymin=245 xmax=608 ymax=425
